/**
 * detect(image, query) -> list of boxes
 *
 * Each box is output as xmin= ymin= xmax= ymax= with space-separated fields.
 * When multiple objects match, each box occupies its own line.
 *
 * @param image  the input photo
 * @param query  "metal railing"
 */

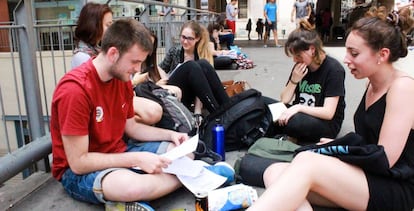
xmin=0 ymin=0 xmax=218 ymax=185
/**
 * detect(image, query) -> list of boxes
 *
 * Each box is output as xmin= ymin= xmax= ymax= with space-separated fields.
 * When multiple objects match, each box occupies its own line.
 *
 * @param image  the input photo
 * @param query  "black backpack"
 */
xmin=199 ymin=89 xmax=273 ymax=151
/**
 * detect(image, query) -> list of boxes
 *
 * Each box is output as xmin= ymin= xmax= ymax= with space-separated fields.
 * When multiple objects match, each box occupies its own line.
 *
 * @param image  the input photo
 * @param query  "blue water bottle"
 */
xmin=212 ymin=119 xmax=225 ymax=161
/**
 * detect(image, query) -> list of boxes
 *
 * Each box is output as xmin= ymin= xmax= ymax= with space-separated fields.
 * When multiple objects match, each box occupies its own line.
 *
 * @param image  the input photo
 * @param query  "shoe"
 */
xmin=105 ymin=201 xmax=154 ymax=211
xmin=193 ymin=140 xmax=222 ymax=165
xmin=263 ymin=44 xmax=268 ymax=48
xmin=204 ymin=161 xmax=235 ymax=185
xmin=193 ymin=113 xmax=203 ymax=128
xmin=276 ymin=44 xmax=283 ymax=48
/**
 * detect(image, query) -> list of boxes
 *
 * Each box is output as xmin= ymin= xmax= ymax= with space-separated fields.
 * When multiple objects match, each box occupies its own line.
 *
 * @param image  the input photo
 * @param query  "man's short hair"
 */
xmin=101 ymin=19 xmax=153 ymax=56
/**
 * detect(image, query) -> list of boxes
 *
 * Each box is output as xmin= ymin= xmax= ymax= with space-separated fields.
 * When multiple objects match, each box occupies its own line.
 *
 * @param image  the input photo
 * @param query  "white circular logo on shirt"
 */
xmin=96 ymin=106 xmax=104 ymax=122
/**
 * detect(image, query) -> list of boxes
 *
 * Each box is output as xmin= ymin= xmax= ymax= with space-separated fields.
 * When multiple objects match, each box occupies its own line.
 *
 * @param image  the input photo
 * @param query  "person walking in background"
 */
xmin=291 ymin=0 xmax=312 ymax=28
xmin=321 ymin=7 xmax=333 ymax=42
xmin=256 ymin=18 xmax=264 ymax=40
xmin=263 ymin=0 xmax=281 ymax=48
xmin=246 ymin=18 xmax=252 ymax=40
xmin=315 ymin=9 xmax=323 ymax=37
xmin=272 ymin=19 xmax=345 ymax=145
xmin=226 ymin=0 xmax=238 ymax=35
xmin=248 ymin=7 xmax=414 ymax=211
xmin=158 ymin=0 xmax=176 ymax=16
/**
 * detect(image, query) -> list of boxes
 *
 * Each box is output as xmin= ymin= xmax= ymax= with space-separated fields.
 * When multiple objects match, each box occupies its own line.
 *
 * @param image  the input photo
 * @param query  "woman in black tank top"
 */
xmin=247 ymin=6 xmax=414 ymax=211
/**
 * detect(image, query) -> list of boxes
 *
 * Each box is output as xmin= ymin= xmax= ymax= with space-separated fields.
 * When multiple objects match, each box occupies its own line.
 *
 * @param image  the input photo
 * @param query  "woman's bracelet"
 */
xmin=290 ymin=79 xmax=299 ymax=85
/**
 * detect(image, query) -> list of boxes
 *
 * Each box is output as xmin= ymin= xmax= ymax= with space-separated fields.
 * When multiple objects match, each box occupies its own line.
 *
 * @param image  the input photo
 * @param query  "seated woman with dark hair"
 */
xmin=71 ymin=2 xmax=112 ymax=68
xmin=273 ymin=19 xmax=346 ymax=144
xmin=131 ymin=33 xmax=182 ymax=125
xmin=215 ymin=14 xmax=235 ymax=50
xmin=71 ymin=3 xmax=162 ymax=126
xmin=207 ymin=23 xmax=237 ymax=70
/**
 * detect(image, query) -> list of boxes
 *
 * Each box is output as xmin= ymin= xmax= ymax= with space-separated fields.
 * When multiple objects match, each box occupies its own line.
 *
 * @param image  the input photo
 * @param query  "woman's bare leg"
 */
xmin=248 ymin=151 xmax=369 ymax=211
xmin=133 ymin=97 xmax=162 ymax=125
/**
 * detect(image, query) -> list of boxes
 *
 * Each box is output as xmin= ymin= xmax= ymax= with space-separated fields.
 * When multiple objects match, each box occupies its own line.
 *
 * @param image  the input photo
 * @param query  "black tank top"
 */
xmin=354 ymin=90 xmax=414 ymax=180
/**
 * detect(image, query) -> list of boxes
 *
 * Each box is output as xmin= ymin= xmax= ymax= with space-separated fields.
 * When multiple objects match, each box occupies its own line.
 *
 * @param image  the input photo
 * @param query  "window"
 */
xmin=238 ymin=0 xmax=247 ymax=19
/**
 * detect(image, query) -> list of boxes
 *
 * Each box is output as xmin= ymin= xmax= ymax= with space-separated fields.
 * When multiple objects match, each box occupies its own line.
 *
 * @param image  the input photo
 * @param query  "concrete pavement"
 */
xmin=3 ymin=40 xmax=414 ymax=210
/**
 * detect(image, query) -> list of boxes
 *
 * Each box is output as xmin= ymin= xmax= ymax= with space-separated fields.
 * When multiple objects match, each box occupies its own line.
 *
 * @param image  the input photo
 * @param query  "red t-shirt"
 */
xmin=50 ymin=59 xmax=134 ymax=180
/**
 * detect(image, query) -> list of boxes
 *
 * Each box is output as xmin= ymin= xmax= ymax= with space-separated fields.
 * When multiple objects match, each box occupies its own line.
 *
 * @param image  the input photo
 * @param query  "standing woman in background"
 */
xmin=71 ymin=3 xmax=112 ymax=68
xmin=248 ymin=7 xmax=414 ymax=211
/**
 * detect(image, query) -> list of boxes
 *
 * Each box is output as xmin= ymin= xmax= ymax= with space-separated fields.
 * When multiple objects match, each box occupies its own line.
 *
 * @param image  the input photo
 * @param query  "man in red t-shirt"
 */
xmin=50 ymin=19 xmax=188 ymax=210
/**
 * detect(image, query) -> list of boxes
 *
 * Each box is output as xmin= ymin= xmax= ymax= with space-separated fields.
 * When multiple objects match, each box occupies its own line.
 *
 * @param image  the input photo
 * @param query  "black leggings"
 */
xmin=167 ymin=59 xmax=229 ymax=112
xmin=274 ymin=112 xmax=340 ymax=144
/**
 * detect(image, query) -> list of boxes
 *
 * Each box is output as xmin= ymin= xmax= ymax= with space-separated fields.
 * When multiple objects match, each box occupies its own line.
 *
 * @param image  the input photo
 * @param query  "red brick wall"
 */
xmin=0 ymin=0 xmax=10 ymax=52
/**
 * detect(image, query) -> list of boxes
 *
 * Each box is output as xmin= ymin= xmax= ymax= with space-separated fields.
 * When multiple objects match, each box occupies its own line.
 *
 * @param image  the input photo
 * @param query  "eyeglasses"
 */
xmin=180 ymin=35 xmax=196 ymax=42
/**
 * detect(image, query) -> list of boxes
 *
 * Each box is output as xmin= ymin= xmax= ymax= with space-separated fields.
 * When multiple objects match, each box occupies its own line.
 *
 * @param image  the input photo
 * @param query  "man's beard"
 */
xmin=109 ymin=62 xmax=130 ymax=82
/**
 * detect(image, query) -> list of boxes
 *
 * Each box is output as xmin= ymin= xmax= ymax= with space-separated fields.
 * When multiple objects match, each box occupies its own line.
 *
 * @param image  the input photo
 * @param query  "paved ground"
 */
xmin=2 ymin=39 xmax=414 ymax=211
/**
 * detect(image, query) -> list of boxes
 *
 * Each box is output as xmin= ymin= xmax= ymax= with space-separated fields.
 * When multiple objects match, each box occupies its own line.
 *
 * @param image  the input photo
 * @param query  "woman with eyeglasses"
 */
xmin=158 ymin=20 xmax=230 ymax=116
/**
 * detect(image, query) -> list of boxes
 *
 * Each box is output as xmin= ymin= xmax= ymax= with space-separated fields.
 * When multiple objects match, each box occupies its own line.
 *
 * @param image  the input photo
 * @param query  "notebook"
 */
xmin=267 ymin=102 xmax=287 ymax=122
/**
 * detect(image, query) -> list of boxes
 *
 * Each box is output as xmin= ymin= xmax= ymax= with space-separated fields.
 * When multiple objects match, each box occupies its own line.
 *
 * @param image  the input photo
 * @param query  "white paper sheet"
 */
xmin=133 ymin=134 xmax=199 ymax=170
xmin=268 ymin=102 xmax=288 ymax=122
xmin=133 ymin=134 xmax=227 ymax=193
xmin=162 ymin=156 xmax=203 ymax=177
xmin=177 ymin=167 xmax=227 ymax=195
xmin=161 ymin=134 xmax=199 ymax=160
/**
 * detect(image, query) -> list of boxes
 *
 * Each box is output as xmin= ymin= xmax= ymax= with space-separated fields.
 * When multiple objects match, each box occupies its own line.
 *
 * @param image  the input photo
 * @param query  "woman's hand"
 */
xmin=317 ymin=138 xmax=334 ymax=145
xmin=278 ymin=104 xmax=301 ymax=126
xmin=167 ymin=86 xmax=182 ymax=101
xmin=158 ymin=84 xmax=182 ymax=101
xmin=291 ymin=63 xmax=308 ymax=84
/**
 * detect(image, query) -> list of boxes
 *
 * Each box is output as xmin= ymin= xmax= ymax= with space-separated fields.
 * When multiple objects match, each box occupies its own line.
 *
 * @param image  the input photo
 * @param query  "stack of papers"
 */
xmin=135 ymin=134 xmax=227 ymax=194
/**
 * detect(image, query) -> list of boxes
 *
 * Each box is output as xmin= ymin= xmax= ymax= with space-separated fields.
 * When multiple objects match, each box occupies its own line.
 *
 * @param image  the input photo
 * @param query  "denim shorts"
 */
xmin=60 ymin=141 xmax=170 ymax=204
